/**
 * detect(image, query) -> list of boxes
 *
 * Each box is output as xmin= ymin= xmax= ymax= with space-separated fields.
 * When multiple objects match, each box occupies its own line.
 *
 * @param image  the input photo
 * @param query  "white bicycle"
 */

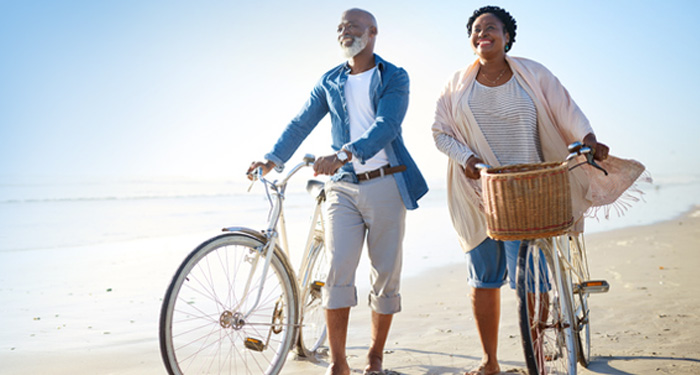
xmin=479 ymin=142 xmax=610 ymax=375
xmin=159 ymin=154 xmax=330 ymax=374
xmin=516 ymin=143 xmax=610 ymax=375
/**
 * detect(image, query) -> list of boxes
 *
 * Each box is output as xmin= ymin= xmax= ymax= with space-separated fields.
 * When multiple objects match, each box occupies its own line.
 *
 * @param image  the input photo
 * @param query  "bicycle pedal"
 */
xmin=244 ymin=337 xmax=265 ymax=352
xmin=579 ymin=280 xmax=610 ymax=294
xmin=311 ymin=281 xmax=325 ymax=291
xmin=310 ymin=281 xmax=324 ymax=298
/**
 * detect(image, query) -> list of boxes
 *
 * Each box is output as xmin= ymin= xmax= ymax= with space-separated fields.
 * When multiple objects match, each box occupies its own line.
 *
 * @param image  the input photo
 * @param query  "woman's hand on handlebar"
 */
xmin=464 ymin=155 xmax=484 ymax=180
xmin=246 ymin=160 xmax=276 ymax=180
xmin=582 ymin=133 xmax=610 ymax=161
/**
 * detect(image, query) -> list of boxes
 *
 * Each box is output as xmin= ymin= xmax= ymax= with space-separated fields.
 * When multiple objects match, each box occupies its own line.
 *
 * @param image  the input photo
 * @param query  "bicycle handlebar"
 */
xmin=566 ymin=141 xmax=608 ymax=176
xmin=247 ymin=154 xmax=317 ymax=190
xmin=473 ymin=141 xmax=608 ymax=176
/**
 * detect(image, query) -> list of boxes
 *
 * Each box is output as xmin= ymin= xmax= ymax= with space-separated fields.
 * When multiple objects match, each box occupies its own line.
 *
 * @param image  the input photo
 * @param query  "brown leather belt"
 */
xmin=356 ymin=165 xmax=406 ymax=182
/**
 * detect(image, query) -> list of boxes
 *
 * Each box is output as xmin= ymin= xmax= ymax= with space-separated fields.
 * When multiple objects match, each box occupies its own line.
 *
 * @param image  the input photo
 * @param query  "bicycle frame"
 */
xmin=297 ymin=189 xmax=325 ymax=288
xmin=225 ymin=155 xmax=318 ymax=322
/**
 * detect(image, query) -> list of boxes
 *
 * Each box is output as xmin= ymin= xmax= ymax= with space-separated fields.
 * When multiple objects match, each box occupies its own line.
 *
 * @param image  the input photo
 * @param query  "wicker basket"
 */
xmin=480 ymin=162 xmax=573 ymax=240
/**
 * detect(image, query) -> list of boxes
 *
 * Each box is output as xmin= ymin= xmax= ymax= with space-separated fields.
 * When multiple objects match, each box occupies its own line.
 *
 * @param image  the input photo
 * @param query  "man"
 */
xmin=247 ymin=8 xmax=427 ymax=375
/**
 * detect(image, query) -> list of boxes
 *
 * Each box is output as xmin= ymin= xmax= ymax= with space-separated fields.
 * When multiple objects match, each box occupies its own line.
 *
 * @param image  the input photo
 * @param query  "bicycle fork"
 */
xmin=215 ymin=229 xmax=286 ymax=353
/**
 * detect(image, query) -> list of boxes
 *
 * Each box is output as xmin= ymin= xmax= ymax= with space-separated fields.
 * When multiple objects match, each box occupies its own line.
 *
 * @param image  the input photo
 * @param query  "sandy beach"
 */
xmin=1 ymin=205 xmax=699 ymax=375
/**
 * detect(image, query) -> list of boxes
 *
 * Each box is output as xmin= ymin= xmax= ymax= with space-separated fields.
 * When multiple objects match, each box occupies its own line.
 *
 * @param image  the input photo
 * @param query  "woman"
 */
xmin=431 ymin=6 xmax=646 ymax=375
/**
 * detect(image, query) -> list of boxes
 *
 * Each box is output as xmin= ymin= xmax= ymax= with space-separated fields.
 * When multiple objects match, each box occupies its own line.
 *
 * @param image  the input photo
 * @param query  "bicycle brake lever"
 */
xmin=247 ymin=167 xmax=263 ymax=192
xmin=569 ymin=155 xmax=608 ymax=175
xmin=587 ymin=154 xmax=608 ymax=176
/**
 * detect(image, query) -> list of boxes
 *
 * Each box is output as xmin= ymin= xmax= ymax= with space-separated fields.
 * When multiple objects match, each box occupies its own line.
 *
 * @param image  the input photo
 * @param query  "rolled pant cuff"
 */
xmin=322 ymin=285 xmax=357 ymax=310
xmin=368 ymin=293 xmax=401 ymax=314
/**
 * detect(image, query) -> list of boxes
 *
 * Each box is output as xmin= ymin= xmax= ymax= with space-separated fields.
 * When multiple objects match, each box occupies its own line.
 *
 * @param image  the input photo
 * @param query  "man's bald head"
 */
xmin=341 ymin=8 xmax=377 ymax=30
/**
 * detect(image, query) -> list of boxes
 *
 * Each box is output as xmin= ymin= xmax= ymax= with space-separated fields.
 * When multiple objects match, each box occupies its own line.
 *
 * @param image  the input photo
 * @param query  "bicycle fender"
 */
xmin=221 ymin=226 xmax=268 ymax=244
xmin=220 ymin=226 xmax=300 ymax=288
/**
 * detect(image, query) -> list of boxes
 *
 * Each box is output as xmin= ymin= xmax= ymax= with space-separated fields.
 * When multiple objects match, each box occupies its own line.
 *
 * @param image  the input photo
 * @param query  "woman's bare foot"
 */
xmin=325 ymin=361 xmax=351 ymax=375
xmin=363 ymin=352 xmax=383 ymax=374
xmin=466 ymin=362 xmax=501 ymax=375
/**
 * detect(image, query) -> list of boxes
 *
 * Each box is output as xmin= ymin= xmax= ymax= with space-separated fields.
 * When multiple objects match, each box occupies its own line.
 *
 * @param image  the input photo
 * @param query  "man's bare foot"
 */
xmin=325 ymin=361 xmax=351 ymax=375
xmin=466 ymin=363 xmax=501 ymax=375
xmin=363 ymin=352 xmax=383 ymax=374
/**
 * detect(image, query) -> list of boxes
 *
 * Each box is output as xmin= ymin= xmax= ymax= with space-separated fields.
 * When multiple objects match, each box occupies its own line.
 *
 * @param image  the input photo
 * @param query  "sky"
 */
xmin=1 ymin=0 xmax=699 ymax=188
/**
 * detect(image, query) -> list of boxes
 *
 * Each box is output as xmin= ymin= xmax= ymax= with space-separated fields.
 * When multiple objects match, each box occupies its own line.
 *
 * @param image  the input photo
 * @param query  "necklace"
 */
xmin=480 ymin=67 xmax=507 ymax=85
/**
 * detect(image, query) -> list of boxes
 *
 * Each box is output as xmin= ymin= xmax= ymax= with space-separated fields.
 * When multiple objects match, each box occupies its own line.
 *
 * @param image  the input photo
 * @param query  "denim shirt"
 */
xmin=264 ymin=54 xmax=428 ymax=210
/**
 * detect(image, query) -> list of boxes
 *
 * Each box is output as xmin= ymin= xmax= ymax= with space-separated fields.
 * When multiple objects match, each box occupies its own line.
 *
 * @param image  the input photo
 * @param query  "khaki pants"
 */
xmin=322 ymin=175 xmax=406 ymax=314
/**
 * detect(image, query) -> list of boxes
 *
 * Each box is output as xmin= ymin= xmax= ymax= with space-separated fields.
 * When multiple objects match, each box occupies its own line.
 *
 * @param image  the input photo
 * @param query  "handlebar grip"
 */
xmin=567 ymin=141 xmax=583 ymax=153
xmin=303 ymin=154 xmax=316 ymax=164
xmin=475 ymin=163 xmax=493 ymax=170
xmin=247 ymin=167 xmax=263 ymax=180
xmin=246 ymin=167 xmax=264 ymax=192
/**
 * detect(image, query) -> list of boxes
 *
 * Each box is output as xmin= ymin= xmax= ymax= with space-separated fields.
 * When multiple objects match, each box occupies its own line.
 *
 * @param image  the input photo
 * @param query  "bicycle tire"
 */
xmin=159 ymin=232 xmax=299 ymax=375
xmin=574 ymin=291 xmax=590 ymax=367
xmin=569 ymin=236 xmax=591 ymax=367
xmin=295 ymin=233 xmax=329 ymax=358
xmin=517 ymin=239 xmax=577 ymax=375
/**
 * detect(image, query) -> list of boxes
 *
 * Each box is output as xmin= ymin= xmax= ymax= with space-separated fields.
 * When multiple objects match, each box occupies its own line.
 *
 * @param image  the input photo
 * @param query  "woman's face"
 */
xmin=470 ymin=13 xmax=509 ymax=58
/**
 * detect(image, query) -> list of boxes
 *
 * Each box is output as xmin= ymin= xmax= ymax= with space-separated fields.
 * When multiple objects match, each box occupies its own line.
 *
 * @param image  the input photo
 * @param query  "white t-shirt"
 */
xmin=344 ymin=66 xmax=389 ymax=173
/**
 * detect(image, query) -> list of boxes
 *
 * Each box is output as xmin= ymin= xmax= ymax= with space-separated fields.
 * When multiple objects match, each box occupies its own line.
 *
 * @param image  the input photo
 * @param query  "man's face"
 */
xmin=337 ymin=12 xmax=371 ymax=58
xmin=339 ymin=28 xmax=369 ymax=58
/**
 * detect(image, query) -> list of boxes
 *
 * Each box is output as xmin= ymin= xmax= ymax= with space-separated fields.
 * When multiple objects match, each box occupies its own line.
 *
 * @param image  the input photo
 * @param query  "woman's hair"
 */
xmin=466 ymin=6 xmax=517 ymax=52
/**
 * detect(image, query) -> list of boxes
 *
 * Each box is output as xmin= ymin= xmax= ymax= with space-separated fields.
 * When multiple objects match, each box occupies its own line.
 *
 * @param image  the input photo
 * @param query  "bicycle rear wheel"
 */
xmin=295 ymin=233 xmax=329 ymax=358
xmin=517 ymin=239 xmax=577 ymax=375
xmin=160 ymin=233 xmax=299 ymax=375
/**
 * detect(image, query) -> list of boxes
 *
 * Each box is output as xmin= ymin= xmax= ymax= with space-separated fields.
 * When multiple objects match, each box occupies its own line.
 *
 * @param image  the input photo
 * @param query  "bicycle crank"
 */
xmin=244 ymin=298 xmax=287 ymax=352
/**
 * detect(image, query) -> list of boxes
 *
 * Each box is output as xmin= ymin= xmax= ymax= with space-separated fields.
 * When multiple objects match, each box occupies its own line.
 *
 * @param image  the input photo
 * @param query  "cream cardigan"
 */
xmin=432 ymin=56 xmax=647 ymax=251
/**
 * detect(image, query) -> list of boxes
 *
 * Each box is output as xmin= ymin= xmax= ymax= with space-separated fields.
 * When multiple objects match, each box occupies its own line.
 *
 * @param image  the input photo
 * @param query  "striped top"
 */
xmin=468 ymin=76 xmax=542 ymax=165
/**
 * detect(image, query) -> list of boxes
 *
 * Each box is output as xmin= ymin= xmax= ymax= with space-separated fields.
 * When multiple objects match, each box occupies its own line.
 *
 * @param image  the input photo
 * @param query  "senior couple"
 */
xmin=247 ymin=7 xmax=643 ymax=375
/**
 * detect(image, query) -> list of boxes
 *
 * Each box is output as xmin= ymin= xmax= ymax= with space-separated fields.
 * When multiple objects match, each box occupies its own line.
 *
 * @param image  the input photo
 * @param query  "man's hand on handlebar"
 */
xmin=246 ymin=160 xmax=276 ymax=180
xmin=313 ymin=153 xmax=345 ymax=176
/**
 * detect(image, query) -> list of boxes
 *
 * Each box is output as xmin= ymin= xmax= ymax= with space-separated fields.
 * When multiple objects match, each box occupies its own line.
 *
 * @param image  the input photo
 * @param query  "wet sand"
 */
xmin=1 ymin=207 xmax=698 ymax=374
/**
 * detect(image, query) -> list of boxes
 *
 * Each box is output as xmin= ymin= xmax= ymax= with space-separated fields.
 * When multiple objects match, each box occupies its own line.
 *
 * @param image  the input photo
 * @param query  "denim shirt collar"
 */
xmin=341 ymin=54 xmax=385 ymax=83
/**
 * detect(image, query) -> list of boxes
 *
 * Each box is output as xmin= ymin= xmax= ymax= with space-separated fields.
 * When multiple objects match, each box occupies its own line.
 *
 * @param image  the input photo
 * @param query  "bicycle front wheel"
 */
xmin=569 ymin=235 xmax=591 ymax=367
xmin=517 ymin=239 xmax=577 ymax=375
xmin=160 ymin=233 xmax=299 ymax=375
xmin=295 ymin=233 xmax=329 ymax=358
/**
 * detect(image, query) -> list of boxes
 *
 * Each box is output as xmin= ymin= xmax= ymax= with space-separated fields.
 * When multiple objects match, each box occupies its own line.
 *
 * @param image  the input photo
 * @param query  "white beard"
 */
xmin=340 ymin=29 xmax=369 ymax=58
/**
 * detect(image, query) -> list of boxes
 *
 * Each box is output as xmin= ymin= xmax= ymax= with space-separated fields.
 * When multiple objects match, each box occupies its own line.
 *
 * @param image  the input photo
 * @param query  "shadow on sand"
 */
xmin=585 ymin=355 xmax=700 ymax=374
xmin=294 ymin=346 xmax=528 ymax=375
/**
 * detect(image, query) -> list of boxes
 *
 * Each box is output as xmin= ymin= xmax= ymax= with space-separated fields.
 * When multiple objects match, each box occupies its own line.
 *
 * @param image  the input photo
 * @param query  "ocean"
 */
xmin=1 ymin=171 xmax=699 ymax=279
